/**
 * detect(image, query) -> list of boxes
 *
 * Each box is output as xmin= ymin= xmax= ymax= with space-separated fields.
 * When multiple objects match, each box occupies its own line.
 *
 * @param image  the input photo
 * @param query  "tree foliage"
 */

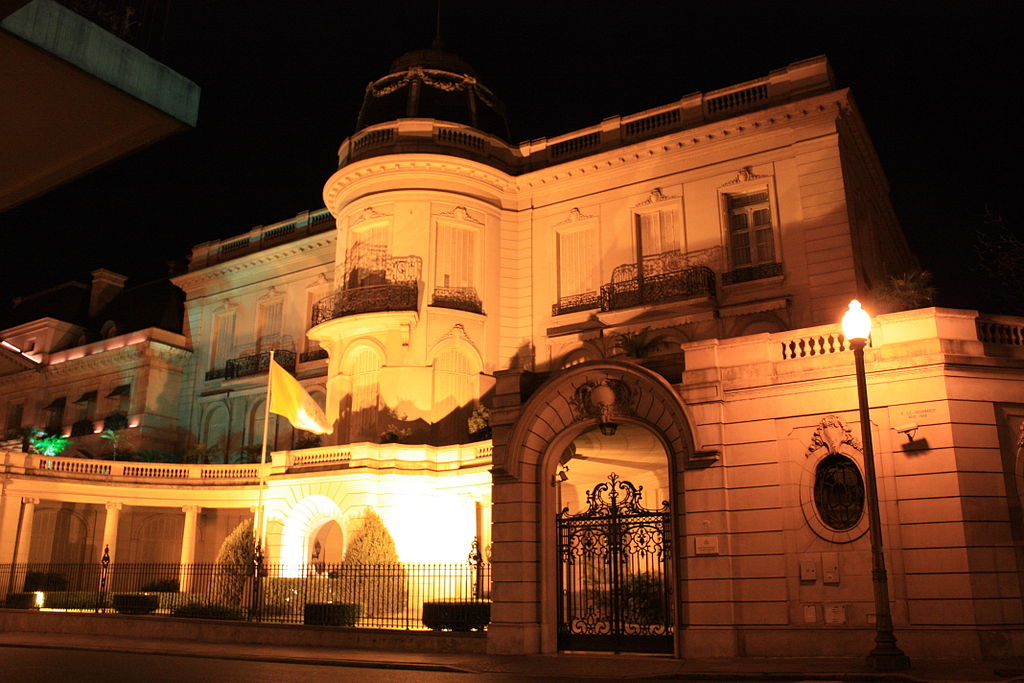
xmin=344 ymin=510 xmax=398 ymax=564
xmin=344 ymin=509 xmax=407 ymax=616
xmin=612 ymin=327 xmax=669 ymax=359
xmin=872 ymin=269 xmax=936 ymax=313
xmin=215 ymin=519 xmax=255 ymax=607
xmin=974 ymin=211 xmax=1024 ymax=315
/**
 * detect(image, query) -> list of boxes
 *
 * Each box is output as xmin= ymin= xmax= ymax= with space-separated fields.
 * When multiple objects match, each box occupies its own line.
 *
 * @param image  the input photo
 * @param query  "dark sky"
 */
xmin=2 ymin=1 xmax=1020 ymax=312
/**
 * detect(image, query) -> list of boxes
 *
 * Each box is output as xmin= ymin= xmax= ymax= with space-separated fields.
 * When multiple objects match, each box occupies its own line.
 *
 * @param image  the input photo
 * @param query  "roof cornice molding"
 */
xmin=323 ymin=154 xmax=515 ymax=213
xmin=517 ymin=92 xmax=848 ymax=192
xmin=174 ymin=232 xmax=335 ymax=292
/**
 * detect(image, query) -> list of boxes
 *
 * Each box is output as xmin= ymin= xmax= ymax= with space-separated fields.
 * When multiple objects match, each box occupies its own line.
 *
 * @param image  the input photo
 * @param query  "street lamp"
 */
xmin=841 ymin=300 xmax=911 ymax=671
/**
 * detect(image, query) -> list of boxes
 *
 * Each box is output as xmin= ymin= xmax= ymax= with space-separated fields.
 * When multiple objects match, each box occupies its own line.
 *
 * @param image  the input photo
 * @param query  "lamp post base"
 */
xmin=867 ymin=646 xmax=911 ymax=672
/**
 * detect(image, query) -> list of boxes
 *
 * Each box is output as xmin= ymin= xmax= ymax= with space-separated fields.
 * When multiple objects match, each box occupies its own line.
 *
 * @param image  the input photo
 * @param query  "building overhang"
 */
xmin=0 ymin=0 xmax=200 ymax=211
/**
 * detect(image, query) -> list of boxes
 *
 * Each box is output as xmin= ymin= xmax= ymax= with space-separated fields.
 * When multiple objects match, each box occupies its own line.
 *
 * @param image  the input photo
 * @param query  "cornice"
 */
xmin=516 ymin=91 xmax=849 ymax=193
xmin=174 ymin=232 xmax=335 ymax=292
xmin=323 ymin=155 xmax=516 ymax=214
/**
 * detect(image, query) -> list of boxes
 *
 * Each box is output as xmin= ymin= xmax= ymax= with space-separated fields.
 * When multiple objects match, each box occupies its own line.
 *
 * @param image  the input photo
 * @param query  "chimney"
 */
xmin=89 ymin=269 xmax=127 ymax=318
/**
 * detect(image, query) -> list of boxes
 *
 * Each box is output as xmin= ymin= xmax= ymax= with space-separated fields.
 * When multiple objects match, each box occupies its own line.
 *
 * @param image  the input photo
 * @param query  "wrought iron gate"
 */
xmin=556 ymin=473 xmax=672 ymax=653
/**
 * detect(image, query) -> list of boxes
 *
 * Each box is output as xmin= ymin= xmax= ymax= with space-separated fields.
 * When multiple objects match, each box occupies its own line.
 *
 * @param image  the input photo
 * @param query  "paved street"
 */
xmin=1 ymin=646 xmax=625 ymax=683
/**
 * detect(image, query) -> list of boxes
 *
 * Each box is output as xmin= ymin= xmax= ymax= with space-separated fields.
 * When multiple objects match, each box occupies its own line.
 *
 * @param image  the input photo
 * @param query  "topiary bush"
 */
xmin=40 ymin=591 xmax=109 ymax=610
xmin=303 ymin=602 xmax=361 ymax=626
xmin=112 ymin=593 xmax=159 ymax=615
xmin=171 ymin=601 xmax=243 ymax=620
xmin=215 ymin=519 xmax=254 ymax=607
xmin=5 ymin=592 xmax=37 ymax=609
xmin=422 ymin=601 xmax=491 ymax=631
xmin=344 ymin=510 xmax=408 ymax=617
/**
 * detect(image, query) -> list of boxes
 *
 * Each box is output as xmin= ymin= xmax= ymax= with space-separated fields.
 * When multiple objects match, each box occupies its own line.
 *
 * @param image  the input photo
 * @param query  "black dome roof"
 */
xmin=355 ymin=46 xmax=510 ymax=141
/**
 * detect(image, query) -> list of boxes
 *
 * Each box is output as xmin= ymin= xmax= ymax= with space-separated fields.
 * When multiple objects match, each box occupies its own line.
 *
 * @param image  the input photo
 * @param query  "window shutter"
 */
xmin=436 ymin=222 xmax=476 ymax=289
xmin=212 ymin=313 xmax=235 ymax=368
xmin=558 ymin=228 xmax=598 ymax=297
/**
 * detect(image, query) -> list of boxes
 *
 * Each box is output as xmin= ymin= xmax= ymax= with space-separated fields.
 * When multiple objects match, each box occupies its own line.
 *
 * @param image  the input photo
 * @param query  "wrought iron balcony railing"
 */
xmin=312 ymin=283 xmax=419 ymax=325
xmin=432 ymin=287 xmax=483 ymax=314
xmin=221 ymin=349 xmax=296 ymax=380
xmin=596 ymin=249 xmax=720 ymax=314
xmin=552 ymin=292 xmax=600 ymax=317
xmin=299 ymin=347 xmax=329 ymax=363
xmin=722 ymin=261 xmax=783 ymax=285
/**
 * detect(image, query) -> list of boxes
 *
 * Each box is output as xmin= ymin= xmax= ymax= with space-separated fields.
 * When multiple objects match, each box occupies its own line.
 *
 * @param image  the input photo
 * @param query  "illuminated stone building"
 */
xmin=2 ymin=47 xmax=1024 ymax=660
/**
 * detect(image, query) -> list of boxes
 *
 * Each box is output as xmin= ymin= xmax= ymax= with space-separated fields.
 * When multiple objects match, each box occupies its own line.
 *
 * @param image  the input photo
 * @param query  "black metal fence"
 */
xmin=0 ymin=560 xmax=491 ymax=631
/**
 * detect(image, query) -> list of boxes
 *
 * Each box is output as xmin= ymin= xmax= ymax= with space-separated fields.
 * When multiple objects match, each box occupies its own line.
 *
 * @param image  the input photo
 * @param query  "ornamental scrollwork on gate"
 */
xmin=567 ymin=379 xmax=638 ymax=424
xmin=558 ymin=472 xmax=669 ymax=520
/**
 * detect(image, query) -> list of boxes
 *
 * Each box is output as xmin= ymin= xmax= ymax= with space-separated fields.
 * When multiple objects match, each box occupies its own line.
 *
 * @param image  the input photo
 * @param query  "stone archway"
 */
xmin=278 ymin=495 xmax=345 ymax=574
xmin=488 ymin=361 xmax=697 ymax=656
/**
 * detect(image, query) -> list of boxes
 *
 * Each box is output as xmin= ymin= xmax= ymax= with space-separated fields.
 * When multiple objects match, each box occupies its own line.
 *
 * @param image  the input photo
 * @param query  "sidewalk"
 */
xmin=1 ymin=630 xmax=1022 ymax=681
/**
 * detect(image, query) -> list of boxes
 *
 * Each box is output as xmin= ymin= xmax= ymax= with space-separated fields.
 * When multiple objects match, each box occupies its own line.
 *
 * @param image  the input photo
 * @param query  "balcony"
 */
xmin=206 ymin=349 xmax=296 ymax=381
xmin=589 ymin=249 xmax=720 ymax=315
xmin=722 ymin=262 xmax=783 ymax=285
xmin=431 ymin=286 xmax=483 ymax=314
xmin=299 ymin=347 xmax=329 ymax=363
xmin=552 ymin=292 xmax=600 ymax=317
xmin=312 ymin=253 xmax=422 ymax=325
xmin=313 ymin=283 xmax=419 ymax=325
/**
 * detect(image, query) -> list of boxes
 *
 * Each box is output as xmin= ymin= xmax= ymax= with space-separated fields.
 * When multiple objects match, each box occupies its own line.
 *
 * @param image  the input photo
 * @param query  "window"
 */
xmin=727 ymin=191 xmax=775 ymax=268
xmin=813 ymin=454 xmax=865 ymax=531
xmin=5 ymin=401 xmax=24 ymax=434
xmin=435 ymin=221 xmax=477 ymax=291
xmin=210 ymin=311 xmax=236 ymax=370
xmin=256 ymin=298 xmax=284 ymax=352
xmin=636 ymin=208 xmax=680 ymax=258
xmin=348 ymin=346 xmax=382 ymax=442
xmin=556 ymin=227 xmax=599 ymax=312
xmin=433 ymin=348 xmax=475 ymax=444
xmin=346 ymin=220 xmax=390 ymax=288
xmin=43 ymin=397 xmax=66 ymax=431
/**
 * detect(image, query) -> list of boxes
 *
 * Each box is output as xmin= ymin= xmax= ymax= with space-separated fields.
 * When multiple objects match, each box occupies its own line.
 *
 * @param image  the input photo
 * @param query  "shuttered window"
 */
xmin=433 ymin=349 xmax=474 ymax=444
xmin=211 ymin=312 xmax=235 ymax=369
xmin=435 ymin=221 xmax=476 ymax=289
xmin=347 ymin=221 xmax=389 ymax=288
xmin=256 ymin=300 xmax=284 ymax=352
xmin=557 ymin=227 xmax=598 ymax=297
xmin=349 ymin=346 xmax=381 ymax=442
xmin=636 ymin=209 xmax=680 ymax=257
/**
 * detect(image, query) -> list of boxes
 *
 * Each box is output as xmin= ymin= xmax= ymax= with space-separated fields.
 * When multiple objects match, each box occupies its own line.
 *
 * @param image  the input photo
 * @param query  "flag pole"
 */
xmin=255 ymin=350 xmax=274 ymax=555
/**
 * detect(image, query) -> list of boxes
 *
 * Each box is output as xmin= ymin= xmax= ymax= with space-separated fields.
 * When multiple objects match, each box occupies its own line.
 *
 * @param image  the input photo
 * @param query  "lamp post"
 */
xmin=841 ymin=300 xmax=910 ymax=671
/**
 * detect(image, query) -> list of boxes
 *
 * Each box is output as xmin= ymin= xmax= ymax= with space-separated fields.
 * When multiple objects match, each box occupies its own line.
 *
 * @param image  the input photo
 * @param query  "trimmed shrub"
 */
xmin=23 ymin=571 xmax=68 ymax=591
xmin=422 ymin=601 xmax=491 ymax=631
xmin=171 ymin=601 xmax=243 ymax=620
xmin=40 ymin=591 xmax=109 ymax=610
xmin=5 ymin=592 xmax=37 ymax=609
xmin=303 ymin=602 xmax=361 ymax=626
xmin=215 ymin=520 xmax=255 ymax=607
xmin=112 ymin=593 xmax=159 ymax=615
xmin=344 ymin=511 xmax=408 ymax=617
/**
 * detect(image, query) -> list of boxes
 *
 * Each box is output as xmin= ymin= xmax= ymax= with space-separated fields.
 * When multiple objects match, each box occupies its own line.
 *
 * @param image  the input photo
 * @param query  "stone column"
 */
xmin=102 ymin=502 xmax=122 ymax=564
xmin=14 ymin=497 xmax=40 ymax=565
xmin=179 ymin=505 xmax=200 ymax=592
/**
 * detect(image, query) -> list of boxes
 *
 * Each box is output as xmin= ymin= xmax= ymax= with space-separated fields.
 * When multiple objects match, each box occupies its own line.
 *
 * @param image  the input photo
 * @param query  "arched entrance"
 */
xmin=555 ymin=423 xmax=672 ymax=653
xmin=279 ymin=495 xmax=345 ymax=575
xmin=488 ymin=361 xmax=696 ymax=656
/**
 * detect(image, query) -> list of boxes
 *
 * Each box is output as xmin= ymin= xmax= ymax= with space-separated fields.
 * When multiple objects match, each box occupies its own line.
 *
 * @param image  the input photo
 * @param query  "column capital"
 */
xmin=105 ymin=502 xmax=123 ymax=512
xmin=21 ymin=497 xmax=40 ymax=505
xmin=182 ymin=505 xmax=201 ymax=514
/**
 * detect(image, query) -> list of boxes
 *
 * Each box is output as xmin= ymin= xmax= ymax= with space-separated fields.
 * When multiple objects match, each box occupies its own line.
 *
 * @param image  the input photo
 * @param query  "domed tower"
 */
xmin=314 ymin=44 xmax=520 ymax=448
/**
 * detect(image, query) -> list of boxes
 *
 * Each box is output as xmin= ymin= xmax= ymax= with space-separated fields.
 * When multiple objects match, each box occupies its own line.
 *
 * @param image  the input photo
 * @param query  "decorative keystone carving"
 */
xmin=568 ymin=378 xmax=637 ymax=424
xmin=805 ymin=414 xmax=861 ymax=457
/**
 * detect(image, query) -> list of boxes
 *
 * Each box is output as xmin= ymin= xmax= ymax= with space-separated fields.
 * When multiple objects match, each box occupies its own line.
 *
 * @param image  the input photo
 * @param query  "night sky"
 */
xmin=2 ymin=1 xmax=1020 ymax=313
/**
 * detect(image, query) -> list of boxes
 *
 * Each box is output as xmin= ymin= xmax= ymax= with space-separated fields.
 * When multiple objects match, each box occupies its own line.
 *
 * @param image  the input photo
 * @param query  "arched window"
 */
xmin=348 ymin=346 xmax=382 ymax=442
xmin=813 ymin=454 xmax=865 ymax=531
xmin=249 ymin=399 xmax=266 ymax=451
xmin=433 ymin=348 xmax=475 ymax=444
xmin=201 ymin=405 xmax=229 ymax=462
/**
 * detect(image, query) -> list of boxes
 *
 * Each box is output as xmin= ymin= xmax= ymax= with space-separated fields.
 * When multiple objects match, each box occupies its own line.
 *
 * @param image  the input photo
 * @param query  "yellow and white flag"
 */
xmin=269 ymin=358 xmax=332 ymax=434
